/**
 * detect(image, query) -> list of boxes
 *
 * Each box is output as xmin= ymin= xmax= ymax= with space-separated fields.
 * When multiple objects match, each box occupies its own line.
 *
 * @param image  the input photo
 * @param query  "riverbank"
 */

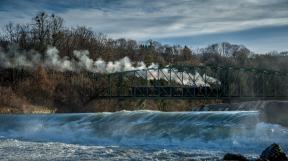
xmin=0 ymin=105 xmax=56 ymax=114
xmin=1 ymin=98 xmax=222 ymax=114
xmin=0 ymin=100 xmax=287 ymax=113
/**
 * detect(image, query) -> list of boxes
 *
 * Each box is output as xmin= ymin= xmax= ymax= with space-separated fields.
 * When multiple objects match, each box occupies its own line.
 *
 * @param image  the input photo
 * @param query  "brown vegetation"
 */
xmin=0 ymin=86 xmax=28 ymax=113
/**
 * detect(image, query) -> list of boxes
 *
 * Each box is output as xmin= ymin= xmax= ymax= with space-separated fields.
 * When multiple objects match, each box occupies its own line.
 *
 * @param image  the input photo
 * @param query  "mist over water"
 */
xmin=0 ymin=111 xmax=287 ymax=160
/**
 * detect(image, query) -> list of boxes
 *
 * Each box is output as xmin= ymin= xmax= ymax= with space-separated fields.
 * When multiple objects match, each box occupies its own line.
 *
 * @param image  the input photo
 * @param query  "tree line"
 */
xmin=1 ymin=12 xmax=287 ymax=72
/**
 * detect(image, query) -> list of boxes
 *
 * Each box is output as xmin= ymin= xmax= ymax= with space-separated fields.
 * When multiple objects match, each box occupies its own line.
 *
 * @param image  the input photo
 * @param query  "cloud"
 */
xmin=0 ymin=0 xmax=287 ymax=52
xmin=56 ymin=0 xmax=288 ymax=40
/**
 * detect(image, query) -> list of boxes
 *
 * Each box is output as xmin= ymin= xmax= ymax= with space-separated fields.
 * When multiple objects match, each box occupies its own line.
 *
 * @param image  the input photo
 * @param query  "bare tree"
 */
xmin=50 ymin=14 xmax=64 ymax=46
xmin=32 ymin=12 xmax=50 ymax=50
xmin=31 ymin=12 xmax=64 ymax=52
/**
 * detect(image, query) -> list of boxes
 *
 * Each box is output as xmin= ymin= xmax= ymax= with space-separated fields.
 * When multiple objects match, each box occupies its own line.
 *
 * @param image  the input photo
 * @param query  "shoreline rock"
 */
xmin=223 ymin=143 xmax=288 ymax=161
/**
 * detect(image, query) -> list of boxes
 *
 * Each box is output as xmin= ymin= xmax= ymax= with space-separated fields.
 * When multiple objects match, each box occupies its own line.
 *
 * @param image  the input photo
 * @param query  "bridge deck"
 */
xmin=95 ymin=95 xmax=288 ymax=101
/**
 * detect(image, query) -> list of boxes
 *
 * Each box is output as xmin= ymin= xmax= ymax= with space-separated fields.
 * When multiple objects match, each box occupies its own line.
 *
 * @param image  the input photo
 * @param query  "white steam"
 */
xmin=0 ymin=46 xmax=156 ymax=73
xmin=0 ymin=46 xmax=219 ymax=86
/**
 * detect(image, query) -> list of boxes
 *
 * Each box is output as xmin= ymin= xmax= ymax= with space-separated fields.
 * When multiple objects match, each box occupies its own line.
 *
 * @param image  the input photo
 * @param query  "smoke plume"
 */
xmin=0 ymin=46 xmax=219 ymax=86
xmin=0 ymin=46 xmax=157 ymax=73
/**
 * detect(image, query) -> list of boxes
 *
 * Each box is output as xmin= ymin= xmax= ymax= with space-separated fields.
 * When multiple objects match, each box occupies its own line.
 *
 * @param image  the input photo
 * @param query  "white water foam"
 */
xmin=0 ymin=111 xmax=287 ymax=160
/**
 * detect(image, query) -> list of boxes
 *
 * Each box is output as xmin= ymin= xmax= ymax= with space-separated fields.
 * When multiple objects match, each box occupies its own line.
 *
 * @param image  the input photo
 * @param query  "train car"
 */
xmin=130 ymin=86 xmax=221 ymax=97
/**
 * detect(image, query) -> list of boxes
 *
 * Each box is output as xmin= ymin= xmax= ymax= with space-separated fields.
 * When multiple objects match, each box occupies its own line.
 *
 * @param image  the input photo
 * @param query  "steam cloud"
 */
xmin=0 ymin=46 xmax=157 ymax=73
xmin=0 ymin=46 xmax=219 ymax=86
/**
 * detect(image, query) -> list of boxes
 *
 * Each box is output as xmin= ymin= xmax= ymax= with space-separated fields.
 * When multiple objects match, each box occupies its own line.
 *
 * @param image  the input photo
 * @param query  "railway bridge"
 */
xmin=93 ymin=65 xmax=288 ymax=101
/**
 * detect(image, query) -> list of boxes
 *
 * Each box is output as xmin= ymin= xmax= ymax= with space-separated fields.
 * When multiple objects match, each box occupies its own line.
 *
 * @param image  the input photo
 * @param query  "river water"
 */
xmin=0 ymin=111 xmax=287 ymax=160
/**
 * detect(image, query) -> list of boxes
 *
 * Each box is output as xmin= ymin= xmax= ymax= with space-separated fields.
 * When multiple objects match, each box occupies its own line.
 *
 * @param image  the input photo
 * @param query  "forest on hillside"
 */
xmin=0 ymin=12 xmax=288 ymax=113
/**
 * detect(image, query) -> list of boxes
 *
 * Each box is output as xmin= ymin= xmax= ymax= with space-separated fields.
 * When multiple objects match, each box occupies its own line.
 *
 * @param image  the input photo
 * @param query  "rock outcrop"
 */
xmin=223 ymin=153 xmax=248 ymax=161
xmin=222 ymin=143 xmax=288 ymax=161
xmin=260 ymin=143 xmax=288 ymax=161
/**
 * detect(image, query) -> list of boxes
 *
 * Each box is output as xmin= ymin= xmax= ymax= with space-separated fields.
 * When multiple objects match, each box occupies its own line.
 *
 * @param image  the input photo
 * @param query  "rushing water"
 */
xmin=0 ymin=111 xmax=287 ymax=161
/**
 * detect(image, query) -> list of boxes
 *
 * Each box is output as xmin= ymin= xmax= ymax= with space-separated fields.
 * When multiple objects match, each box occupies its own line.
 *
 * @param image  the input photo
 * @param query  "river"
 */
xmin=0 ymin=111 xmax=287 ymax=160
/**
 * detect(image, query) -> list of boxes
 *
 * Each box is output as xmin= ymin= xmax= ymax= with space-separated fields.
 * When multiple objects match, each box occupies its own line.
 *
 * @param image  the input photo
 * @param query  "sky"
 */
xmin=0 ymin=0 xmax=287 ymax=53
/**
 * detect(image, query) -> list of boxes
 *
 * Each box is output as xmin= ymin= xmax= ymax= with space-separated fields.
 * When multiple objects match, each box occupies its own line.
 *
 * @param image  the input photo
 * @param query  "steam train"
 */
xmin=130 ymin=86 xmax=222 ymax=97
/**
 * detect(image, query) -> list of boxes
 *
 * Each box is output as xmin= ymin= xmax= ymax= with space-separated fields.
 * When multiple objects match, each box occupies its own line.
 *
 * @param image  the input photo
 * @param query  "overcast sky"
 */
xmin=0 ymin=0 xmax=287 ymax=53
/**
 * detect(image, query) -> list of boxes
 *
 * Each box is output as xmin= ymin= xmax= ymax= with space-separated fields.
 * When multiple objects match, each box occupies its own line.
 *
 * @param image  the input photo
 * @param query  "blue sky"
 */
xmin=0 ymin=0 xmax=287 ymax=53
